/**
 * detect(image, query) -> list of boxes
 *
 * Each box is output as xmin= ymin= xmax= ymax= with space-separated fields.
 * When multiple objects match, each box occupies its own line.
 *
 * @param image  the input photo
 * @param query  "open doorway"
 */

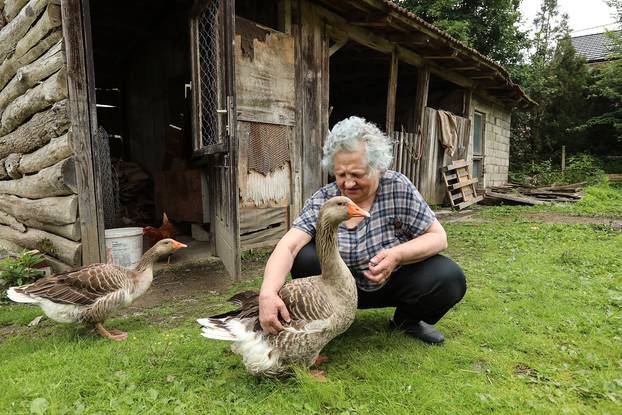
xmin=329 ymin=42 xmax=391 ymax=129
xmin=90 ymin=0 xmax=210 ymax=258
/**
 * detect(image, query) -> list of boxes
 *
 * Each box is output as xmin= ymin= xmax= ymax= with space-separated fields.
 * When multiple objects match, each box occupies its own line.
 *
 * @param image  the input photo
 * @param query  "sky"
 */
xmin=519 ymin=0 xmax=619 ymax=36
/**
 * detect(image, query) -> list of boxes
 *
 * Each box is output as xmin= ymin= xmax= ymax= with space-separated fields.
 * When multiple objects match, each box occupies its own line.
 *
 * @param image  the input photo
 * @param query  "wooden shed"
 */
xmin=0 ymin=0 xmax=533 ymax=278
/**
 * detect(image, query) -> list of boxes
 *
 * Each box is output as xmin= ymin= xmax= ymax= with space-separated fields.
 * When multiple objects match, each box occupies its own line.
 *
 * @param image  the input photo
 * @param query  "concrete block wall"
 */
xmin=469 ymin=96 xmax=512 ymax=187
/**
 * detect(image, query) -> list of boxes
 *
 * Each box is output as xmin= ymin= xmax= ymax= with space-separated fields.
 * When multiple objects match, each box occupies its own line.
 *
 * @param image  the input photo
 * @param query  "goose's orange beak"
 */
xmin=171 ymin=239 xmax=188 ymax=250
xmin=347 ymin=202 xmax=370 ymax=218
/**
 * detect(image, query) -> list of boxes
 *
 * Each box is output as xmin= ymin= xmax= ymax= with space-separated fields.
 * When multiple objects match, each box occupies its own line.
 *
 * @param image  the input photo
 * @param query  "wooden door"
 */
xmin=190 ymin=0 xmax=240 ymax=279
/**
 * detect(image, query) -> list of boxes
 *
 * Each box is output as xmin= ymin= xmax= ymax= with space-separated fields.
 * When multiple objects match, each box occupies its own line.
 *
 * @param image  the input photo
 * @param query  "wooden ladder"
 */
xmin=442 ymin=159 xmax=483 ymax=210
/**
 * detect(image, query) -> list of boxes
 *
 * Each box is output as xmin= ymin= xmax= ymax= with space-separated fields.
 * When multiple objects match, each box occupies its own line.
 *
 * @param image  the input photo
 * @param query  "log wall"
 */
xmin=0 ymin=0 xmax=79 ymax=271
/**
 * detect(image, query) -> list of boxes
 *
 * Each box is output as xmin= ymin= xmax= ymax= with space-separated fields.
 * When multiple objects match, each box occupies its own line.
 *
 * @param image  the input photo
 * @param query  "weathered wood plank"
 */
xmin=299 ymin=1 xmax=324 ymax=200
xmin=240 ymin=206 xmax=287 ymax=234
xmin=61 ymin=0 xmax=105 ymax=264
xmin=235 ymin=17 xmax=295 ymax=125
xmin=385 ymin=48 xmax=398 ymax=134
xmin=240 ymin=222 xmax=287 ymax=248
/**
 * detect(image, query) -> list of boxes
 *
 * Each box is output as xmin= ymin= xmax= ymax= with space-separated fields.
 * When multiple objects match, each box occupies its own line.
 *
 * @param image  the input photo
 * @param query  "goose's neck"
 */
xmin=316 ymin=215 xmax=350 ymax=285
xmin=134 ymin=246 xmax=160 ymax=273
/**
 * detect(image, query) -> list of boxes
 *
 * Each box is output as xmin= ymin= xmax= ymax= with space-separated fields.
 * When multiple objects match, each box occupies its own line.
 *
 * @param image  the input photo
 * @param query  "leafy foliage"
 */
xmin=0 ymin=250 xmax=46 ymax=287
xmin=395 ymin=0 xmax=529 ymax=67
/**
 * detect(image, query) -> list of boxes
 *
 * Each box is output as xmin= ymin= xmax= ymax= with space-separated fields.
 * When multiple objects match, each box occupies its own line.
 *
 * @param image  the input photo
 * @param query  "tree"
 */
xmin=576 ymin=0 xmax=622 ymax=148
xmin=395 ymin=0 xmax=528 ymax=67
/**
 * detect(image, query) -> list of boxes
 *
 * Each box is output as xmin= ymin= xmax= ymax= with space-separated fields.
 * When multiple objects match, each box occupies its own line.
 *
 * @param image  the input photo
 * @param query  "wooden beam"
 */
xmin=414 ymin=66 xmax=430 ymax=131
xmin=61 ymin=0 xmax=105 ymax=265
xmin=463 ymin=88 xmax=472 ymax=118
xmin=318 ymin=6 xmax=473 ymax=88
xmin=385 ymin=48 xmax=398 ymax=134
xmin=422 ymin=50 xmax=459 ymax=60
xmin=329 ymin=37 xmax=347 ymax=56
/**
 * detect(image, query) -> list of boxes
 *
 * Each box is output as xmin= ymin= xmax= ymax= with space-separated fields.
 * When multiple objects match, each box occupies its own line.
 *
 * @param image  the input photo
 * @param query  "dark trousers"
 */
xmin=291 ymin=241 xmax=467 ymax=325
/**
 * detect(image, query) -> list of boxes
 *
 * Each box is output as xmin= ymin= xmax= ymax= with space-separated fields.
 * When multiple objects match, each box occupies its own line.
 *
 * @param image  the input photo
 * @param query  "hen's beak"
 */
xmin=347 ymin=201 xmax=370 ymax=218
xmin=171 ymin=240 xmax=188 ymax=250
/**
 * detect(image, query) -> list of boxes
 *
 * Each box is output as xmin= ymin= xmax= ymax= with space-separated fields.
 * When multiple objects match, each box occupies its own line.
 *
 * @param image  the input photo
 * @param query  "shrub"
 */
xmin=0 ymin=250 xmax=46 ymax=288
xmin=510 ymin=153 xmax=606 ymax=186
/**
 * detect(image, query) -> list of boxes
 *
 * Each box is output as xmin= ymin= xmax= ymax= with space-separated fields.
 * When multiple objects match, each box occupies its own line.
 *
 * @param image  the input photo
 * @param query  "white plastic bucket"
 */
xmin=104 ymin=227 xmax=143 ymax=269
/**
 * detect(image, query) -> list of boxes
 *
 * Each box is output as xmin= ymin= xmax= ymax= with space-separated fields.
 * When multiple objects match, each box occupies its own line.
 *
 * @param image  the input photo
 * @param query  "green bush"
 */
xmin=0 ymin=251 xmax=46 ymax=287
xmin=563 ymin=153 xmax=606 ymax=185
xmin=511 ymin=153 xmax=606 ymax=186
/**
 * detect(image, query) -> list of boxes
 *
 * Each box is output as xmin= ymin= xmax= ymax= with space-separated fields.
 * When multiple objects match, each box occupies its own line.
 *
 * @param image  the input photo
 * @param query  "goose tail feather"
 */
xmin=6 ymin=287 xmax=37 ymax=304
xmin=197 ymin=318 xmax=242 ymax=341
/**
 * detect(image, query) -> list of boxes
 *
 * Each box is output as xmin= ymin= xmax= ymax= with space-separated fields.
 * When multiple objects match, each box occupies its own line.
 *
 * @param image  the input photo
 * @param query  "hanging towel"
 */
xmin=437 ymin=110 xmax=458 ymax=157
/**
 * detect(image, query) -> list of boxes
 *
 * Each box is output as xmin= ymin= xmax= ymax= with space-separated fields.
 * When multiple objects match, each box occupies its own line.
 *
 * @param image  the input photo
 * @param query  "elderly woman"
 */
xmin=259 ymin=116 xmax=466 ymax=344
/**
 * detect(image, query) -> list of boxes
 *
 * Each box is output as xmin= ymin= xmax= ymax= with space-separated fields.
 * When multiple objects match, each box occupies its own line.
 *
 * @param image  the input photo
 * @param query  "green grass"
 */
xmin=1 ymin=188 xmax=621 ymax=414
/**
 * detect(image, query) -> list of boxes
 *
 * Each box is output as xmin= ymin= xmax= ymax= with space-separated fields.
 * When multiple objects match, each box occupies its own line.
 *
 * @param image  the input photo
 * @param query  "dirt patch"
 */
xmin=519 ymin=212 xmax=622 ymax=228
xmin=129 ymin=257 xmax=265 ymax=311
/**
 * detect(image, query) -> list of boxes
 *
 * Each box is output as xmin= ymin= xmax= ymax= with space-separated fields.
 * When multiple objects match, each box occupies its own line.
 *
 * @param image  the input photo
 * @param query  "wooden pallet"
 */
xmin=442 ymin=159 xmax=483 ymax=210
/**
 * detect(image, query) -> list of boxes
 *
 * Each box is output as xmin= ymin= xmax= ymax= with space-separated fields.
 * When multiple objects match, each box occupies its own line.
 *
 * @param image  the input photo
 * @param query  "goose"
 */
xmin=7 ymin=238 xmax=187 ymax=341
xmin=197 ymin=196 xmax=369 ymax=377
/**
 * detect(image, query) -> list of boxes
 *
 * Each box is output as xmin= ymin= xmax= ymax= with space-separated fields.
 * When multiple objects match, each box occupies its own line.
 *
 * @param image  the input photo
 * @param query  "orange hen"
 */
xmin=143 ymin=212 xmax=175 ymax=247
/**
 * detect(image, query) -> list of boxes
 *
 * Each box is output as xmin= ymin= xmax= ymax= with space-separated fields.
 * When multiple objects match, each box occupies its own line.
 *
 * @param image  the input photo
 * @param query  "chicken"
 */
xmin=143 ymin=212 xmax=174 ymax=247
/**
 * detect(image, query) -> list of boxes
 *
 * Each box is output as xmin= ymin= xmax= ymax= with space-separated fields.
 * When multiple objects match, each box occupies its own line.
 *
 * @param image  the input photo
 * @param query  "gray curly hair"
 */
xmin=322 ymin=116 xmax=394 ymax=176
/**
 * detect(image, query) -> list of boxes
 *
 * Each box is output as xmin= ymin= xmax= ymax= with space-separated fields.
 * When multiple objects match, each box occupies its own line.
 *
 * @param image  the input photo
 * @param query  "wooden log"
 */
xmin=0 ymin=40 xmax=63 ymax=115
xmin=0 ymin=0 xmax=50 ymax=63
xmin=0 ymin=99 xmax=69 ymax=159
xmin=0 ymin=1 xmax=6 ymax=29
xmin=0 ymin=67 xmax=67 ymax=135
xmin=0 ymin=29 xmax=61 ymax=91
xmin=0 ymin=208 xmax=25 ymax=231
xmin=43 ymin=253 xmax=72 ymax=272
xmin=0 ymin=223 xmax=81 ymax=265
xmin=3 ymin=0 xmax=28 ymax=22
xmin=4 ymin=152 xmax=20 ymax=178
xmin=0 ymin=194 xmax=77 ymax=225
xmin=22 ymin=218 xmax=80 ymax=241
xmin=14 ymin=3 xmax=60 ymax=60
xmin=17 ymin=132 xmax=71 ymax=175
xmin=0 ymin=156 xmax=76 ymax=198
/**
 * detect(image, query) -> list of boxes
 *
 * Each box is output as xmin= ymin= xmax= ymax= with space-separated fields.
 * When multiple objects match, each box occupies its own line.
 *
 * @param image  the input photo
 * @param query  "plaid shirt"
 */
xmin=292 ymin=170 xmax=436 ymax=291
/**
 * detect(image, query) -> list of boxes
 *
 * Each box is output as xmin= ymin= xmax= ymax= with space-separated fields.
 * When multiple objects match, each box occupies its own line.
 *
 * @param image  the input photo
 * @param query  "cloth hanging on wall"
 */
xmin=437 ymin=110 xmax=458 ymax=157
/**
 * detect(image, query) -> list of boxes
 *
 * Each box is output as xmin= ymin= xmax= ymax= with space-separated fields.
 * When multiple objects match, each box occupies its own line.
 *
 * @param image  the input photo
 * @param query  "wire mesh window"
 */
xmin=198 ymin=0 xmax=224 ymax=147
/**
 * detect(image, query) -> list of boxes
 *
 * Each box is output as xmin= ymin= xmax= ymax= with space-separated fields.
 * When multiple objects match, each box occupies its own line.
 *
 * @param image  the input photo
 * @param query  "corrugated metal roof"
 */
xmin=571 ymin=31 xmax=620 ymax=63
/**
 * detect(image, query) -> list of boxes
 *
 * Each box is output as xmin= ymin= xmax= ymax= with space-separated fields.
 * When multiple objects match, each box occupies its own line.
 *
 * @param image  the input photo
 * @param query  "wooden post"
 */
xmin=299 ymin=1 xmax=323 ymax=201
xmin=385 ymin=48 xmax=398 ymax=134
xmin=61 ymin=0 xmax=105 ymax=265
xmin=414 ymin=66 xmax=430 ymax=133
xmin=561 ymin=145 xmax=566 ymax=172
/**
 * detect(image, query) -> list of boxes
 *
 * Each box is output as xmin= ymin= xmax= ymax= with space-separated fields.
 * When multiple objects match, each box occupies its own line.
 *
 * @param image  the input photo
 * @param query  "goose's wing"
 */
xmin=278 ymin=277 xmax=334 ymax=330
xmin=212 ymin=278 xmax=334 ymax=331
xmin=16 ymin=264 xmax=131 ymax=305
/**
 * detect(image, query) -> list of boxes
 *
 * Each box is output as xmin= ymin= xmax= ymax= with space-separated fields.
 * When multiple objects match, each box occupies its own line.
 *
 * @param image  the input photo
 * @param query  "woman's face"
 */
xmin=333 ymin=142 xmax=380 ymax=205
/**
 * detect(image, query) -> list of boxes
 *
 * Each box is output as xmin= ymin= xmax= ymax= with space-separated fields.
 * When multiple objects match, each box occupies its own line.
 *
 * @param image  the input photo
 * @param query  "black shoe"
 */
xmin=389 ymin=319 xmax=445 ymax=344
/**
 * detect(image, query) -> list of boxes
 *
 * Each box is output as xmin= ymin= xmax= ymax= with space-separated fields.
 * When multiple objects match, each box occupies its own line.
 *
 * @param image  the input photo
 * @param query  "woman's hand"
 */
xmin=258 ymin=291 xmax=291 ymax=334
xmin=363 ymin=248 xmax=401 ymax=285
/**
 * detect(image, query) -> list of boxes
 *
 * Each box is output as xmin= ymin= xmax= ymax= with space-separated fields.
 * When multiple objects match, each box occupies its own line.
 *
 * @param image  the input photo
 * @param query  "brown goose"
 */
xmin=7 ymin=238 xmax=186 ymax=341
xmin=197 ymin=196 xmax=369 ymax=377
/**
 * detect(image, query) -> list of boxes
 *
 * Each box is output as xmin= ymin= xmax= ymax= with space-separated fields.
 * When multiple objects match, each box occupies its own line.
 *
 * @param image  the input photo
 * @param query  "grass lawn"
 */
xmin=1 ymin=185 xmax=621 ymax=414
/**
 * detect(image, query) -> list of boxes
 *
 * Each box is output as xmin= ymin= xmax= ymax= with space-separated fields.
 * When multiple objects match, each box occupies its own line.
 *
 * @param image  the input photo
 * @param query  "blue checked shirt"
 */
xmin=292 ymin=170 xmax=436 ymax=291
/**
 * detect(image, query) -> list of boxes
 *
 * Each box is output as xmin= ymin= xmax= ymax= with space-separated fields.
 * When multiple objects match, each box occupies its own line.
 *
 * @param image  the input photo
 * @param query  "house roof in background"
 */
xmin=571 ymin=31 xmax=620 ymax=63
